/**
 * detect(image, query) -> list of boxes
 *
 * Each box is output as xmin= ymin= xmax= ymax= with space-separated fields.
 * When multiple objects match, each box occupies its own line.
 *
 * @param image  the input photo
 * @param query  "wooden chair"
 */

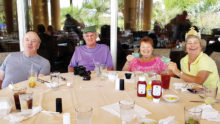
xmin=153 ymin=48 xmax=171 ymax=58
xmin=210 ymin=52 xmax=220 ymax=75
xmin=0 ymin=52 xmax=11 ymax=66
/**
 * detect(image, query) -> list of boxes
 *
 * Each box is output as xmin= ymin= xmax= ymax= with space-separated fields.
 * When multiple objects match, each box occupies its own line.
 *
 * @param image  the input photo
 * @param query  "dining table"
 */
xmin=0 ymin=71 xmax=219 ymax=124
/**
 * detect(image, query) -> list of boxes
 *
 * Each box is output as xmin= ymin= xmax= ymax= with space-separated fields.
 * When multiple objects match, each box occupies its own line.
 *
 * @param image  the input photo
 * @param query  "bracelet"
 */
xmin=179 ymin=71 xmax=183 ymax=77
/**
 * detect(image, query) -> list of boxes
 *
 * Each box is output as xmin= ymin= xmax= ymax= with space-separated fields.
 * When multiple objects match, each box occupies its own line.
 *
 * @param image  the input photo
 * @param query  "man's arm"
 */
xmin=0 ymin=70 xmax=5 ymax=89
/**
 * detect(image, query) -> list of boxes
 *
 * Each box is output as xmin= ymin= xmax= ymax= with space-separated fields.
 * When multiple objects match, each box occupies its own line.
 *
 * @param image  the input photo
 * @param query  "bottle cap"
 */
xmin=148 ymin=81 xmax=152 ymax=85
xmin=153 ymin=98 xmax=160 ymax=103
xmin=139 ymin=76 xmax=146 ymax=81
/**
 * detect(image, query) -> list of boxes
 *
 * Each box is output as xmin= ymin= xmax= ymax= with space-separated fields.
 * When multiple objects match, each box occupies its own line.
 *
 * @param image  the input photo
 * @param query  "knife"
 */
xmin=190 ymin=100 xmax=220 ymax=103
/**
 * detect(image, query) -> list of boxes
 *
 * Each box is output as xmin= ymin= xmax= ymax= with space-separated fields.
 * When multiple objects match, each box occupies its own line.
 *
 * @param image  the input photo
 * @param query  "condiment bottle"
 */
xmin=137 ymin=76 xmax=147 ymax=97
xmin=151 ymin=80 xmax=162 ymax=103
xmin=146 ymin=81 xmax=152 ymax=99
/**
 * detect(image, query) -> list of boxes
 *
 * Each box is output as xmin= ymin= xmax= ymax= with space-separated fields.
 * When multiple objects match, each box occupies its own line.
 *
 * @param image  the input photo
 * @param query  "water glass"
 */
xmin=204 ymin=84 xmax=218 ymax=104
xmin=50 ymin=72 xmax=60 ymax=88
xmin=100 ymin=64 xmax=108 ymax=80
xmin=184 ymin=105 xmax=202 ymax=124
xmin=75 ymin=106 xmax=93 ymax=124
xmin=19 ymin=92 xmax=33 ymax=111
xmin=119 ymin=100 xmax=135 ymax=123
xmin=94 ymin=62 xmax=101 ymax=77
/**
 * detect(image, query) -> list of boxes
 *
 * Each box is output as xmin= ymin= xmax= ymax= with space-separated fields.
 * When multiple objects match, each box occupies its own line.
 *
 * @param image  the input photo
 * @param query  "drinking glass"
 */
xmin=19 ymin=92 xmax=33 ymax=111
xmin=160 ymin=70 xmax=171 ymax=90
xmin=28 ymin=71 xmax=38 ymax=88
xmin=204 ymin=83 xmax=218 ymax=104
xmin=100 ymin=64 xmax=108 ymax=80
xmin=75 ymin=106 xmax=93 ymax=124
xmin=184 ymin=105 xmax=202 ymax=124
xmin=13 ymin=87 xmax=26 ymax=110
xmin=119 ymin=100 xmax=135 ymax=124
xmin=50 ymin=72 xmax=60 ymax=88
xmin=94 ymin=62 xmax=101 ymax=77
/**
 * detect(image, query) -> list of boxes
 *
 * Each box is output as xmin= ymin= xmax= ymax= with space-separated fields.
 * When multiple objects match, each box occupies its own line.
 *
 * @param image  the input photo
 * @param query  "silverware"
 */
xmin=190 ymin=100 xmax=220 ymax=103
xmin=37 ymin=78 xmax=50 ymax=83
xmin=199 ymin=95 xmax=204 ymax=99
xmin=189 ymin=101 xmax=204 ymax=103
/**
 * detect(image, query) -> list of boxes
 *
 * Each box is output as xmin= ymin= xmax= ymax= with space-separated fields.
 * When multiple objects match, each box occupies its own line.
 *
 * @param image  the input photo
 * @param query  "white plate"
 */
xmin=163 ymin=94 xmax=179 ymax=103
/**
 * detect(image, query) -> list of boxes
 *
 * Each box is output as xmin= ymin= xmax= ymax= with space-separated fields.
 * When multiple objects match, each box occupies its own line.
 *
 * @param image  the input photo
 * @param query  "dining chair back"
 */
xmin=0 ymin=52 xmax=12 ymax=66
xmin=153 ymin=48 xmax=171 ymax=58
xmin=210 ymin=52 xmax=220 ymax=75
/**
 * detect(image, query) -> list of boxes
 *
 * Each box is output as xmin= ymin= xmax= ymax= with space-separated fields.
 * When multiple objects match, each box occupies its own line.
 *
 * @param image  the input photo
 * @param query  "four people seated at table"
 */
xmin=0 ymin=25 xmax=219 ymax=90
xmin=122 ymin=36 xmax=167 ymax=74
xmin=168 ymin=27 xmax=219 ymax=88
xmin=0 ymin=31 xmax=50 ymax=89
xmin=68 ymin=26 xmax=114 ymax=72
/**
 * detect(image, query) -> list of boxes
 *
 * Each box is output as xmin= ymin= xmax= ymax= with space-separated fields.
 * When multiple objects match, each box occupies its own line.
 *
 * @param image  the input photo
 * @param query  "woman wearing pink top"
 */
xmin=122 ymin=36 xmax=167 ymax=74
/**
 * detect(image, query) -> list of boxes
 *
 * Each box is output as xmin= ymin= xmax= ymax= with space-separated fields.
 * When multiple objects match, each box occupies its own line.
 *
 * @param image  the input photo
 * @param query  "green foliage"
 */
xmin=0 ymin=11 xmax=5 ymax=24
xmin=163 ymin=0 xmax=199 ymax=11
xmin=61 ymin=0 xmax=111 ymax=32
xmin=61 ymin=6 xmax=87 ymax=26
xmin=152 ymin=0 xmax=220 ymax=34
xmin=60 ymin=0 xmax=219 ymax=34
xmin=152 ymin=1 xmax=181 ymax=28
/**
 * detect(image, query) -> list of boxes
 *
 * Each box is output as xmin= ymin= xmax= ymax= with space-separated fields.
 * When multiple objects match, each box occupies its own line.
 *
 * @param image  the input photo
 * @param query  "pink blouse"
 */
xmin=128 ymin=56 xmax=167 ymax=74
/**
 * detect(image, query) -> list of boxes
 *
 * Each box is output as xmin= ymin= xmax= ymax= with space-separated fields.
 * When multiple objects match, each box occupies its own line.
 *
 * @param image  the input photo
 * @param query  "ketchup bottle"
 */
xmin=137 ymin=76 xmax=147 ymax=97
xmin=151 ymin=80 xmax=162 ymax=103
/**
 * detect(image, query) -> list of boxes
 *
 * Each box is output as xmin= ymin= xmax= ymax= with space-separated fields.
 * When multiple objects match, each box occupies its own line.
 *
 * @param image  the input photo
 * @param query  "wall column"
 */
xmin=143 ymin=0 xmax=152 ymax=31
xmin=3 ymin=0 xmax=13 ymax=34
xmin=51 ymin=0 xmax=61 ymax=30
xmin=31 ymin=0 xmax=49 ymax=31
xmin=124 ymin=0 xmax=137 ymax=31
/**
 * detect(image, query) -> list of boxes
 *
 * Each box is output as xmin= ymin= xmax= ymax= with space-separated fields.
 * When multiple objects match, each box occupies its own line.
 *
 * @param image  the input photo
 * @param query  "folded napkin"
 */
xmin=4 ymin=106 xmax=42 ymax=123
xmin=0 ymin=97 xmax=13 ymax=116
xmin=45 ymin=81 xmax=65 ymax=88
xmin=101 ymin=102 xmax=151 ymax=118
xmin=108 ymin=72 xmax=118 ymax=81
xmin=138 ymin=118 xmax=157 ymax=124
xmin=158 ymin=116 xmax=178 ymax=124
xmin=173 ymin=83 xmax=194 ymax=92
xmin=193 ymin=104 xmax=220 ymax=122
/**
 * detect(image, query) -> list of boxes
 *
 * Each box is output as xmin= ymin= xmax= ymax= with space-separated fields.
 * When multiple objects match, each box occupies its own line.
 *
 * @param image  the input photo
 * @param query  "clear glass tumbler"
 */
xmin=119 ymin=100 xmax=135 ymax=124
xmin=75 ymin=105 xmax=93 ymax=124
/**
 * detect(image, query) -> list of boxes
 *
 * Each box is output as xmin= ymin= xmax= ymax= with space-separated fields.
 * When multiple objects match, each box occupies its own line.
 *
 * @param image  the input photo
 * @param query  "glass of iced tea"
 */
xmin=13 ymin=88 xmax=26 ymax=110
xmin=161 ymin=70 xmax=171 ymax=90
xmin=19 ymin=92 xmax=33 ymax=111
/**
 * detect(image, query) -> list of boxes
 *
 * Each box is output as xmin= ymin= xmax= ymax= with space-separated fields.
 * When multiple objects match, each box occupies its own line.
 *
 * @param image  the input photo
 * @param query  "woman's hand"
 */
xmin=122 ymin=55 xmax=134 ymax=71
xmin=168 ymin=62 xmax=180 ymax=76
xmin=126 ymin=55 xmax=135 ymax=62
